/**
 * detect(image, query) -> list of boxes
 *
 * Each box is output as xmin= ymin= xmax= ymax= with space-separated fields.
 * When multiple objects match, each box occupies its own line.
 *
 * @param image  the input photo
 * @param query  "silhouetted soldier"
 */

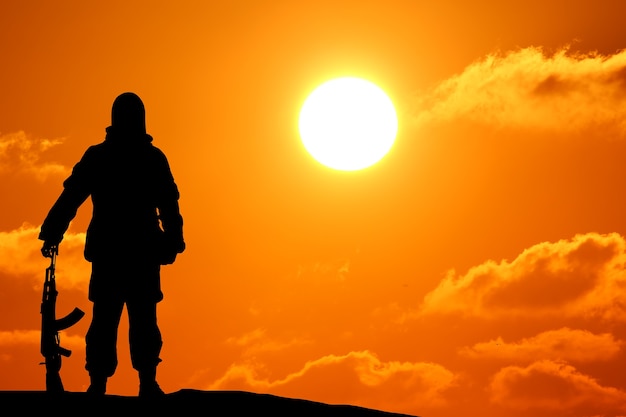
xmin=39 ymin=92 xmax=185 ymax=397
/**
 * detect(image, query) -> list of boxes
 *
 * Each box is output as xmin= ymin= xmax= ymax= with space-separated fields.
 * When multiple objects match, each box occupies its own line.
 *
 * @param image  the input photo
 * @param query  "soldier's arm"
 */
xmin=39 ymin=149 xmax=93 ymax=250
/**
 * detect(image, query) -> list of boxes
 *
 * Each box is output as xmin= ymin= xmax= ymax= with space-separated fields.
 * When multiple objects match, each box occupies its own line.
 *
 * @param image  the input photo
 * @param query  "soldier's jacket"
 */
xmin=39 ymin=128 xmax=185 ymax=269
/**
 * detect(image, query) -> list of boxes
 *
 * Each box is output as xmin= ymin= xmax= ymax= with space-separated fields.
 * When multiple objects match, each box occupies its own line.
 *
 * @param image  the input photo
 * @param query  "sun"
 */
xmin=298 ymin=77 xmax=398 ymax=171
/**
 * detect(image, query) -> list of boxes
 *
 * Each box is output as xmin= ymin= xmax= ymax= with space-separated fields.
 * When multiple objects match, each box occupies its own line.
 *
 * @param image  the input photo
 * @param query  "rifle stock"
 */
xmin=40 ymin=247 xmax=85 ymax=392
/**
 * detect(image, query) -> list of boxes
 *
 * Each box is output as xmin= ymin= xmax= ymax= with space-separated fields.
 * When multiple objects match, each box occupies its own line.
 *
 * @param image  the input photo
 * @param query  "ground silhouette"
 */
xmin=0 ymin=389 xmax=418 ymax=416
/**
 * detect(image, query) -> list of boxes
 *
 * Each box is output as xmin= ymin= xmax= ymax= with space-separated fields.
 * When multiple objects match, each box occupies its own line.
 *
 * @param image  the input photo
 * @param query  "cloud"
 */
xmin=0 ymin=131 xmax=67 ymax=180
xmin=0 ymin=330 xmax=83 ymax=359
xmin=224 ymin=328 xmax=312 ymax=356
xmin=419 ymin=232 xmax=626 ymax=320
xmin=0 ymin=330 xmax=40 ymax=346
xmin=0 ymin=329 xmax=83 ymax=364
xmin=0 ymin=223 xmax=89 ymax=291
xmin=413 ymin=46 xmax=626 ymax=134
xmin=460 ymin=327 xmax=622 ymax=363
xmin=489 ymin=360 xmax=626 ymax=413
xmin=208 ymin=350 xmax=456 ymax=412
xmin=296 ymin=258 xmax=351 ymax=282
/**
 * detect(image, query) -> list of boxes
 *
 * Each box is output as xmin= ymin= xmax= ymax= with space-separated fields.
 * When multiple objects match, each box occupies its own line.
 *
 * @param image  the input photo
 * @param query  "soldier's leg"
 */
xmin=85 ymin=299 xmax=124 ymax=393
xmin=127 ymin=298 xmax=163 ymax=396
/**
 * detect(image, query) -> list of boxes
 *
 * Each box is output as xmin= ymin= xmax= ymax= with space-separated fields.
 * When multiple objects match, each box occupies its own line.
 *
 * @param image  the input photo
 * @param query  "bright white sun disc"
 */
xmin=299 ymin=77 xmax=398 ymax=171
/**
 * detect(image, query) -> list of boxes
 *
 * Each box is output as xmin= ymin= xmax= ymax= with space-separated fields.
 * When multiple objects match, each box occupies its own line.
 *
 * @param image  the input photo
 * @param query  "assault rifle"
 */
xmin=40 ymin=246 xmax=85 ymax=392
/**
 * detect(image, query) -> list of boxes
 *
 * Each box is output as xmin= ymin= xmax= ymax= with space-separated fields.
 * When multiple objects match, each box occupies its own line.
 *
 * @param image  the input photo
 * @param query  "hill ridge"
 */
xmin=0 ymin=389 xmax=419 ymax=416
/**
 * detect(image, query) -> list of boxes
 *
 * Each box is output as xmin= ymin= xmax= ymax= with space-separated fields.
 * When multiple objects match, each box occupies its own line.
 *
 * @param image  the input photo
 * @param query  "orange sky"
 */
xmin=2 ymin=1 xmax=626 ymax=416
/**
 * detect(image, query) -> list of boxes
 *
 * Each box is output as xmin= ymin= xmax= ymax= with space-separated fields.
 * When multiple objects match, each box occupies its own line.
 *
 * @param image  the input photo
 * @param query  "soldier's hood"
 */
xmin=106 ymin=92 xmax=152 ymax=145
xmin=111 ymin=92 xmax=147 ymax=134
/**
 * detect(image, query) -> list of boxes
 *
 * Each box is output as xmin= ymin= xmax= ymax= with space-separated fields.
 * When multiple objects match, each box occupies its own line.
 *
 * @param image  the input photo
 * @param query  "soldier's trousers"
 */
xmin=85 ymin=298 xmax=162 ymax=377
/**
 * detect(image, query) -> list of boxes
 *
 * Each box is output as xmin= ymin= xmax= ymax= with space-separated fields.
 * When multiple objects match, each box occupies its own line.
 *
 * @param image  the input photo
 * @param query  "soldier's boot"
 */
xmin=86 ymin=374 xmax=107 ymax=395
xmin=138 ymin=367 xmax=165 ymax=398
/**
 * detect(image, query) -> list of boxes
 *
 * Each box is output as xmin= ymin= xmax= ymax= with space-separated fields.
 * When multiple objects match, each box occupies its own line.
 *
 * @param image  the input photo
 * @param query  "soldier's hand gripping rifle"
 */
xmin=40 ymin=245 xmax=85 ymax=393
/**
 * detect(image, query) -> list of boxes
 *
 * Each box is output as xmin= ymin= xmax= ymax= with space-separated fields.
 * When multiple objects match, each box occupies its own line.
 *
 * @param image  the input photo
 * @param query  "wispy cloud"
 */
xmin=208 ymin=350 xmax=456 ymax=413
xmin=0 ymin=330 xmax=82 ymax=350
xmin=0 ymin=131 xmax=67 ymax=181
xmin=224 ymin=328 xmax=312 ymax=356
xmin=413 ymin=46 xmax=626 ymax=134
xmin=296 ymin=258 xmax=351 ymax=282
xmin=460 ymin=328 xmax=622 ymax=363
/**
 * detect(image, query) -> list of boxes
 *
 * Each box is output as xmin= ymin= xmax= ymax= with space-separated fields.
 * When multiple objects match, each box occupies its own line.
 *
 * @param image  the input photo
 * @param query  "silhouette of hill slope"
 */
xmin=0 ymin=389 xmax=419 ymax=416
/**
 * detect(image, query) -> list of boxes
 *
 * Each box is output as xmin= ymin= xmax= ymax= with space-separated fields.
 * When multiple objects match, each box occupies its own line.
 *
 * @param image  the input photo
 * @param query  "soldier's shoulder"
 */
xmin=85 ymin=141 xmax=108 ymax=152
xmin=79 ymin=142 xmax=107 ymax=160
xmin=146 ymin=143 xmax=169 ymax=159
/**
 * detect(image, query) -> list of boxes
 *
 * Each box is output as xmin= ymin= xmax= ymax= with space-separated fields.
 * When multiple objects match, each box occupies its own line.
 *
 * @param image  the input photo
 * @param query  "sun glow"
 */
xmin=298 ymin=77 xmax=398 ymax=171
